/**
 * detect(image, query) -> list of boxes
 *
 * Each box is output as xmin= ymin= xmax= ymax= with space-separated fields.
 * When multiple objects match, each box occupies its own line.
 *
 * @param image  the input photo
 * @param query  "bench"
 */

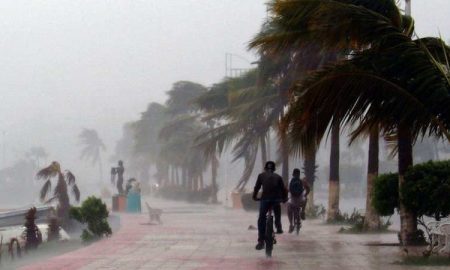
xmin=145 ymin=202 xmax=162 ymax=224
xmin=427 ymin=220 xmax=450 ymax=254
xmin=439 ymin=223 xmax=450 ymax=254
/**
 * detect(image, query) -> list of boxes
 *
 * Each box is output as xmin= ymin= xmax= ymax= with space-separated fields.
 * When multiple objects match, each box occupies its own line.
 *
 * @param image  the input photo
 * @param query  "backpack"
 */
xmin=290 ymin=178 xmax=304 ymax=197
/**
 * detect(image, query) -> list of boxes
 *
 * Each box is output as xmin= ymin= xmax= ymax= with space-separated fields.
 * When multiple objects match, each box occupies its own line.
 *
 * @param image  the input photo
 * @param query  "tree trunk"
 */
xmin=260 ymin=136 xmax=267 ymax=167
xmin=193 ymin=173 xmax=199 ymax=191
xmin=170 ymin=166 xmax=175 ymax=186
xmin=327 ymin=125 xmax=340 ymax=221
xmin=267 ymin=133 xmax=272 ymax=161
xmin=182 ymin=168 xmax=187 ymax=188
xmin=199 ymin=173 xmax=204 ymax=189
xmin=280 ymin=130 xmax=289 ymax=186
xmin=398 ymin=125 xmax=417 ymax=245
xmin=304 ymin=146 xmax=317 ymax=211
xmin=175 ymin=167 xmax=180 ymax=186
xmin=364 ymin=127 xmax=381 ymax=230
xmin=211 ymin=155 xmax=219 ymax=203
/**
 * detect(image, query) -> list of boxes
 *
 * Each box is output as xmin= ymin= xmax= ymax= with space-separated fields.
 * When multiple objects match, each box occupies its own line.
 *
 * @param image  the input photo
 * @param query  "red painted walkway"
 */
xmin=20 ymin=200 xmax=411 ymax=270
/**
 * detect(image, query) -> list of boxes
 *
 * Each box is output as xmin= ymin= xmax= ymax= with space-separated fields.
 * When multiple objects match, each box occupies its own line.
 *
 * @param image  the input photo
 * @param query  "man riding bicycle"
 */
xmin=253 ymin=161 xmax=288 ymax=250
xmin=287 ymin=168 xmax=311 ymax=233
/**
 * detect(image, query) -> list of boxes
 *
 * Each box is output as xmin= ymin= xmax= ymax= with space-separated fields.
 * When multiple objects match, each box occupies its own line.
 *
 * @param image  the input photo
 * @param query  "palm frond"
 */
xmin=284 ymin=47 xmax=450 ymax=154
xmin=44 ymin=196 xmax=59 ymax=204
xmin=40 ymin=180 xmax=51 ymax=201
xmin=72 ymin=184 xmax=80 ymax=202
xmin=415 ymin=37 xmax=450 ymax=66
xmin=158 ymin=114 xmax=200 ymax=140
xmin=234 ymin=143 xmax=258 ymax=191
xmin=250 ymin=0 xmax=403 ymax=55
xmin=65 ymin=171 xmax=76 ymax=185
xmin=36 ymin=162 xmax=60 ymax=179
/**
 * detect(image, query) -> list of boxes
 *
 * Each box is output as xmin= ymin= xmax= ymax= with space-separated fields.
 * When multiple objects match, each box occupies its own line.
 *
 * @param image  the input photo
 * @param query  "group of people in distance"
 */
xmin=252 ymin=161 xmax=310 ymax=250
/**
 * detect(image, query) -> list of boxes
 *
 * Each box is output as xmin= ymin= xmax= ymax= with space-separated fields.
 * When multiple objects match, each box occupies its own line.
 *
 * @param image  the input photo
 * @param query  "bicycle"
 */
xmin=291 ymin=203 xmax=302 ymax=235
xmin=264 ymin=206 xmax=276 ymax=257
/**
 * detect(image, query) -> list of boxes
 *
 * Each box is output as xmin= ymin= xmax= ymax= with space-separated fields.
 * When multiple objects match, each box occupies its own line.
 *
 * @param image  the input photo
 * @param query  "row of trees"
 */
xmin=191 ymin=0 xmax=450 ymax=246
xmin=113 ymin=81 xmax=220 ymax=202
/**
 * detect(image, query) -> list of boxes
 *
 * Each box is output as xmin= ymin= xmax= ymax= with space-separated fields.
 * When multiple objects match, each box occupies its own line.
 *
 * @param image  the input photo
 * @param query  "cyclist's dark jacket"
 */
xmin=253 ymin=171 xmax=287 ymax=201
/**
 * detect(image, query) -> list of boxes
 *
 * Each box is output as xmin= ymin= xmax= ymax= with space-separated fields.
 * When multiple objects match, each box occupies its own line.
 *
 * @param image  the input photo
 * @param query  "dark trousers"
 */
xmin=258 ymin=200 xmax=282 ymax=242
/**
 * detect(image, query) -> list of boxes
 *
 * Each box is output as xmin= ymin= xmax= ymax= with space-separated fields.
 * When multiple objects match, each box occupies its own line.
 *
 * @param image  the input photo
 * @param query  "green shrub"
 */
xmin=373 ymin=160 xmax=450 ymax=221
xmin=373 ymin=173 xmax=399 ymax=216
xmin=70 ymin=196 xmax=112 ymax=242
xmin=328 ymin=208 xmax=364 ymax=225
xmin=403 ymin=161 xmax=450 ymax=220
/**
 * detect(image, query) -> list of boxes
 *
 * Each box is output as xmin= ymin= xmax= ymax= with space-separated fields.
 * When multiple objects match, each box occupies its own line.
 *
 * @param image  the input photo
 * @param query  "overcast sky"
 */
xmin=0 ymin=1 xmax=448 ymax=178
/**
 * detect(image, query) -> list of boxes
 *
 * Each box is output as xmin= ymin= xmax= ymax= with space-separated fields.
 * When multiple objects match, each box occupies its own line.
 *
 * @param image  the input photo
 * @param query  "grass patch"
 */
xmin=394 ymin=256 xmax=450 ymax=266
xmin=329 ymin=209 xmax=392 ymax=233
xmin=305 ymin=204 xmax=326 ymax=219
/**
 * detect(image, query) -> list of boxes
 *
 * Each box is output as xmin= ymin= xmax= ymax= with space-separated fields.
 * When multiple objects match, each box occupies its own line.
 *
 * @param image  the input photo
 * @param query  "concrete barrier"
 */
xmin=0 ymin=206 xmax=55 ymax=228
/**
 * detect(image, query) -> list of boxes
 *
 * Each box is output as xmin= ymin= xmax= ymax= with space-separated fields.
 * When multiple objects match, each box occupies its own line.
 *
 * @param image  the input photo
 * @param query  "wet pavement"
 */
xmin=20 ymin=198 xmax=434 ymax=270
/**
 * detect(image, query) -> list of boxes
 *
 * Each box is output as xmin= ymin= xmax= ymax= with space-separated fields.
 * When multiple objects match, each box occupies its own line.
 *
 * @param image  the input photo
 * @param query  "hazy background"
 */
xmin=0 ymin=0 xmax=449 ymax=203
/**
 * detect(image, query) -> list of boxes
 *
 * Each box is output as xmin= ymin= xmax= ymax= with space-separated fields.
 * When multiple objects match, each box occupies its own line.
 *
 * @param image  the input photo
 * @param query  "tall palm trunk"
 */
xmin=182 ymin=167 xmax=187 ymax=188
xmin=199 ymin=173 xmax=204 ymax=190
xmin=364 ymin=126 xmax=381 ymax=230
xmin=193 ymin=173 xmax=199 ymax=191
xmin=175 ymin=167 xmax=180 ymax=186
xmin=170 ymin=166 xmax=176 ymax=186
xmin=398 ymin=125 xmax=417 ymax=245
xmin=280 ymin=129 xmax=289 ymax=186
xmin=304 ymin=146 xmax=317 ymax=211
xmin=211 ymin=155 xmax=219 ymax=203
xmin=327 ymin=125 xmax=340 ymax=221
xmin=260 ymin=136 xmax=267 ymax=167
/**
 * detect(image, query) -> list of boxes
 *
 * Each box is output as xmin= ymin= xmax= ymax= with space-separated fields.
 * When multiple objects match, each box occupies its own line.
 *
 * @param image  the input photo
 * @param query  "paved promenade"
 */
xmin=20 ymin=199 xmax=424 ymax=270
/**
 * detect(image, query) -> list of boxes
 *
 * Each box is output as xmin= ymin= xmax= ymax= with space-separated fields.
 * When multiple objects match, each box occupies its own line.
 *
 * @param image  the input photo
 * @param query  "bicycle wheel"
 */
xmin=265 ymin=215 xmax=274 ymax=257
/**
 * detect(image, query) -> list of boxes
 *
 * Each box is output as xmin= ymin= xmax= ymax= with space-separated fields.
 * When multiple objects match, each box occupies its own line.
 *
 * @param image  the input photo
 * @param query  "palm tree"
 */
xmin=79 ymin=129 xmax=106 ymax=182
xmin=258 ymin=0 xmax=450 ymax=244
xmin=37 ymin=161 xmax=80 ymax=227
xmin=133 ymin=103 xmax=169 ymax=185
xmin=196 ymin=69 xmax=281 ymax=190
xmin=249 ymin=7 xmax=341 ymax=214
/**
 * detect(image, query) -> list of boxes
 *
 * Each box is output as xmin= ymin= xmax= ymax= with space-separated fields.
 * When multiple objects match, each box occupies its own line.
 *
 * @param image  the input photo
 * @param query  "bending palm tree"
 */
xmin=79 ymin=129 xmax=106 ymax=182
xmin=37 ymin=161 xmax=80 ymax=227
xmin=257 ymin=0 xmax=450 ymax=244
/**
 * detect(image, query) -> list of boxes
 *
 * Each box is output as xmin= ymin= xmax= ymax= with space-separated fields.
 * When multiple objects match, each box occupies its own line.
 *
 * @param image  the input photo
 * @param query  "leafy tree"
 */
xmin=70 ymin=196 xmax=111 ymax=242
xmin=79 ymin=128 xmax=106 ymax=182
xmin=373 ymin=173 xmax=399 ymax=216
xmin=403 ymin=161 xmax=450 ymax=220
xmin=37 ymin=161 xmax=80 ymax=227
xmin=374 ymin=160 xmax=450 ymax=243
